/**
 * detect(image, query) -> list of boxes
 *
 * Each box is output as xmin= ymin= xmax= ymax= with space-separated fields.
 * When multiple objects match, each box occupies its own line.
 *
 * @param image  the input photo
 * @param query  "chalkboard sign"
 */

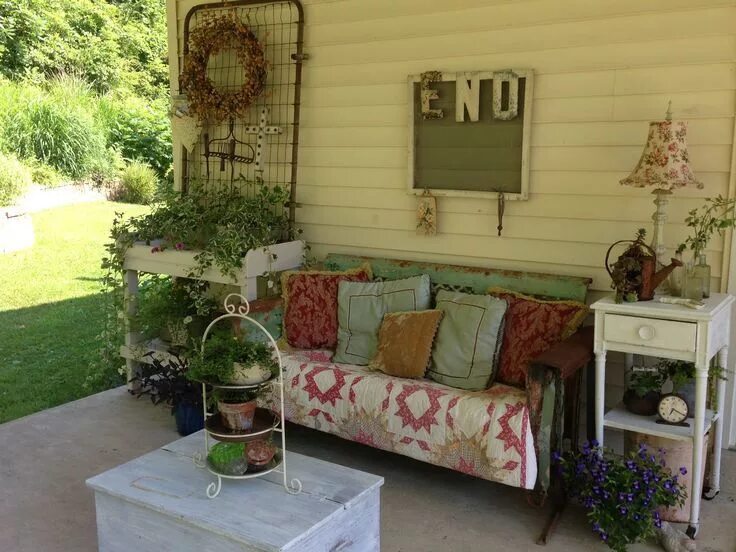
xmin=408 ymin=70 xmax=533 ymax=200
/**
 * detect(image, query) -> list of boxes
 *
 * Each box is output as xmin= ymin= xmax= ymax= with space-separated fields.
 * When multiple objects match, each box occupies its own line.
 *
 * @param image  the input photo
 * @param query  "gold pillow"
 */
xmin=369 ymin=310 xmax=444 ymax=379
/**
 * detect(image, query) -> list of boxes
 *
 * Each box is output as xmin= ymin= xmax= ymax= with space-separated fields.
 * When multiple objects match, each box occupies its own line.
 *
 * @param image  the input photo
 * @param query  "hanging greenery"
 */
xmin=180 ymin=13 xmax=267 ymax=122
xmin=94 ymin=180 xmax=295 ymax=382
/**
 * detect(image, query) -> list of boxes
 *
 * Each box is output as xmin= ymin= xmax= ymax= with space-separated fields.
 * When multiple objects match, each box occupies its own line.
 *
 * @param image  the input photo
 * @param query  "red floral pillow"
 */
xmin=281 ymin=264 xmax=372 ymax=349
xmin=488 ymin=288 xmax=588 ymax=387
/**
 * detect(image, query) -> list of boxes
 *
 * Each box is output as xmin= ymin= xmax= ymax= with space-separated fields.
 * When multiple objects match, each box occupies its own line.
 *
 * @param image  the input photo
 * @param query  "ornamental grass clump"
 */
xmin=554 ymin=441 xmax=686 ymax=552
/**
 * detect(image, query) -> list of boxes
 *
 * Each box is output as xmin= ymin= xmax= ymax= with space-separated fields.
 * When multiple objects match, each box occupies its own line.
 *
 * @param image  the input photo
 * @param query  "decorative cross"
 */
xmin=245 ymin=107 xmax=284 ymax=172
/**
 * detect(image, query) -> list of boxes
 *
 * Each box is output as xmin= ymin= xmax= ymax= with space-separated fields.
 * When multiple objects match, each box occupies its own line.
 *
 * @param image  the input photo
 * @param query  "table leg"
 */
xmin=687 ymin=358 xmax=709 ymax=539
xmin=705 ymin=347 xmax=728 ymax=500
xmin=124 ymin=269 xmax=141 ymax=392
xmin=595 ymin=350 xmax=606 ymax=448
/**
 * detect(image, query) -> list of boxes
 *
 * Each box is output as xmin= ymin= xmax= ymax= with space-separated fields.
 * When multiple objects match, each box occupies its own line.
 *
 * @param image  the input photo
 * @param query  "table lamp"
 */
xmin=620 ymin=104 xmax=703 ymax=263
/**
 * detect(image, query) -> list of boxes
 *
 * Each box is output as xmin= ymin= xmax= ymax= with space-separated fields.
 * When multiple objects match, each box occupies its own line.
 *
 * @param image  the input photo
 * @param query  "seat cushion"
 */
xmin=334 ymin=275 xmax=431 ymax=365
xmin=280 ymin=348 xmax=537 ymax=490
xmin=280 ymin=263 xmax=372 ymax=349
xmin=488 ymin=288 xmax=588 ymax=387
xmin=369 ymin=309 xmax=443 ymax=379
xmin=427 ymin=290 xmax=507 ymax=391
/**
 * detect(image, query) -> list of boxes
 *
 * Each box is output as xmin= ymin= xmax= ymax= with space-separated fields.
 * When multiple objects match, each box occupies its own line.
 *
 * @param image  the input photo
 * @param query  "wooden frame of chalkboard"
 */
xmin=407 ymin=69 xmax=534 ymax=200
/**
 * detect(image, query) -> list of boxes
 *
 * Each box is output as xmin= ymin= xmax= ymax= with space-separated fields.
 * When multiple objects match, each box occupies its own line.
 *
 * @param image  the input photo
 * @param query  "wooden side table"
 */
xmin=592 ymin=293 xmax=733 ymax=538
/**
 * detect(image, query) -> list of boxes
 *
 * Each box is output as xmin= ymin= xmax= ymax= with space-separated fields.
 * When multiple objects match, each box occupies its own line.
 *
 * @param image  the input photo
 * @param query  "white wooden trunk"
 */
xmin=87 ymin=432 xmax=383 ymax=552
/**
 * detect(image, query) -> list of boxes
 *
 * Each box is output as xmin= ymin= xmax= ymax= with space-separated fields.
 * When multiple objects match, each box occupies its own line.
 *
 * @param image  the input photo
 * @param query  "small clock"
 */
xmin=657 ymin=394 xmax=689 ymax=425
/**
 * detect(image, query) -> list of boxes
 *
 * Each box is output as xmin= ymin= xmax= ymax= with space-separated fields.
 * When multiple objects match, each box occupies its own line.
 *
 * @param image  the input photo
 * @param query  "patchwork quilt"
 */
xmin=279 ymin=349 xmax=538 ymax=490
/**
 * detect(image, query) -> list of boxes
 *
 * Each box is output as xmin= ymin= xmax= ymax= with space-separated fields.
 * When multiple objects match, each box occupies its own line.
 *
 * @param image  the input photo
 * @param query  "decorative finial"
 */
xmin=665 ymin=101 xmax=672 ymax=121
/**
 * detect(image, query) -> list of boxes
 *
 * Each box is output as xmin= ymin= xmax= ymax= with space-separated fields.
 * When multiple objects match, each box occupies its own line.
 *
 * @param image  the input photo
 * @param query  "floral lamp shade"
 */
xmin=620 ymin=120 xmax=703 ymax=190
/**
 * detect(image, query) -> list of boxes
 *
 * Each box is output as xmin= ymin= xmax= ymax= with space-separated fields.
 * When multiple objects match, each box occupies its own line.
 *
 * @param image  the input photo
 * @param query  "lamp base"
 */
xmin=651 ymin=188 xmax=671 ymax=268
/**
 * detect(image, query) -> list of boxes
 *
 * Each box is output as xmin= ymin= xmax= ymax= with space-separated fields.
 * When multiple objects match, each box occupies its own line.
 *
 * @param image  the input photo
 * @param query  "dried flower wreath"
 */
xmin=180 ymin=13 xmax=267 ymax=122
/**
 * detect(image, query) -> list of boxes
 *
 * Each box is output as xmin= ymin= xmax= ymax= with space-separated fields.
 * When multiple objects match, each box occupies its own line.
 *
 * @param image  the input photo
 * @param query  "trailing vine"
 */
xmin=91 ymin=180 xmax=295 ymax=383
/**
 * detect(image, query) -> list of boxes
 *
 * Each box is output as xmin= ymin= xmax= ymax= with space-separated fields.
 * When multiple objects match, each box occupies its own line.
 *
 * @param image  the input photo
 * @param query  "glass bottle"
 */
xmin=683 ymin=261 xmax=703 ymax=301
xmin=691 ymin=254 xmax=711 ymax=298
xmin=667 ymin=250 xmax=685 ymax=296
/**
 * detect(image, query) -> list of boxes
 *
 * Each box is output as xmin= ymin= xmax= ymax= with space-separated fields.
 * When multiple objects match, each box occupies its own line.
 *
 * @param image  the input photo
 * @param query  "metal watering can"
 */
xmin=605 ymin=239 xmax=682 ymax=301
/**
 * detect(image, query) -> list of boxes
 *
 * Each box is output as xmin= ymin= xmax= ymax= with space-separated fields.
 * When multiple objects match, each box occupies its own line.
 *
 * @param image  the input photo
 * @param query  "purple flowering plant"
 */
xmin=554 ymin=441 xmax=686 ymax=552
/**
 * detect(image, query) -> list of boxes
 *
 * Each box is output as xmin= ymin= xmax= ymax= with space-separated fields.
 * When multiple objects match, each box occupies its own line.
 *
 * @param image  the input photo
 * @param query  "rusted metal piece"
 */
xmin=181 ymin=0 xmax=305 ymax=233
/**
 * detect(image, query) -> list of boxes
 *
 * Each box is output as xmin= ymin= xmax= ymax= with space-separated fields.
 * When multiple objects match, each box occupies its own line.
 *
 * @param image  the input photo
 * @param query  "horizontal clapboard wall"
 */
xmin=169 ymin=0 xmax=736 ymax=295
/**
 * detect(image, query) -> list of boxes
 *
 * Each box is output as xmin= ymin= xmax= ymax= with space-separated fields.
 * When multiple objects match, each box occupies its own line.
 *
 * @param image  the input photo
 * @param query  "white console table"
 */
xmin=592 ymin=293 xmax=733 ymax=538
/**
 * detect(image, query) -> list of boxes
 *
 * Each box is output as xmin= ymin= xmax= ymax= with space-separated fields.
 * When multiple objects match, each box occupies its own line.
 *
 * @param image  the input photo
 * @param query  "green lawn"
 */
xmin=0 ymin=201 xmax=148 ymax=423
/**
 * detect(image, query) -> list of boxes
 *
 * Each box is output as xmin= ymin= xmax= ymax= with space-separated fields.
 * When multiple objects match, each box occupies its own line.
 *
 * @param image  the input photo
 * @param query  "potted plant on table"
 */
xmin=624 ymin=368 xmax=666 ymax=416
xmin=130 ymin=353 xmax=204 ymax=436
xmin=554 ymin=441 xmax=686 ymax=552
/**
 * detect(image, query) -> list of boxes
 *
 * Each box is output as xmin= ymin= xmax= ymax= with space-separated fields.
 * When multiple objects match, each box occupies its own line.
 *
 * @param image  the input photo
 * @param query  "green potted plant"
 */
xmin=554 ymin=441 xmax=686 ymax=552
xmin=135 ymin=275 xmax=216 ymax=349
xmin=187 ymin=333 xmax=278 ymax=386
xmin=130 ymin=353 xmax=204 ymax=436
xmin=624 ymin=368 xmax=665 ymax=416
xmin=657 ymin=359 xmax=727 ymax=416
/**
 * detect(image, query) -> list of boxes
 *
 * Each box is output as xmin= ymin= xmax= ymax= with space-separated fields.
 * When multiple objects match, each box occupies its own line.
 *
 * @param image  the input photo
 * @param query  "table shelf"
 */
xmin=604 ymin=403 xmax=718 ymax=442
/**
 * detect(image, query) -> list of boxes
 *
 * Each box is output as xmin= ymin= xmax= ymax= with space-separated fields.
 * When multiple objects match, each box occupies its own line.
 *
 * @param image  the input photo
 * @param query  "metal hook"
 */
xmin=496 ymin=191 xmax=505 ymax=236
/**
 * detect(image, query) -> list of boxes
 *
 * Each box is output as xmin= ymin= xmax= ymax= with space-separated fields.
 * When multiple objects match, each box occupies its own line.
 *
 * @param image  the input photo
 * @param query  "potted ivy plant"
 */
xmin=130 ymin=353 xmax=204 ymax=436
xmin=623 ymin=368 xmax=665 ymax=416
xmin=554 ymin=441 xmax=686 ymax=552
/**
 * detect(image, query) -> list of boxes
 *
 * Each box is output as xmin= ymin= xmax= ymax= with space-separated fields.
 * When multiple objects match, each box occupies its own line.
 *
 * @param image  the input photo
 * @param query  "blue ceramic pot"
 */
xmin=174 ymin=403 xmax=204 ymax=436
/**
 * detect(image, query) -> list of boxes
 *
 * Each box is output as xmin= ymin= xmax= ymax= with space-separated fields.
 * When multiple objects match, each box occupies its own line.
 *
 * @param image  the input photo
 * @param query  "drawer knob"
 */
xmin=638 ymin=325 xmax=655 ymax=340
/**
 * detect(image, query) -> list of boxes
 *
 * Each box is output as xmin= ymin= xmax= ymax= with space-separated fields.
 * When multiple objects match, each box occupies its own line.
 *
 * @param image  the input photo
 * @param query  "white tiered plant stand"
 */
xmin=121 ymin=240 xmax=304 ymax=386
xmin=192 ymin=293 xmax=301 ymax=498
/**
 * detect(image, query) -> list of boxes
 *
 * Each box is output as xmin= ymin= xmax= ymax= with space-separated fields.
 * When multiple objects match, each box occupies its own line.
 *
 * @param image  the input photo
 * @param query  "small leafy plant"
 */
xmin=628 ymin=369 xmax=666 ymax=399
xmin=130 ymin=353 xmax=202 ymax=412
xmin=134 ymin=275 xmax=216 ymax=346
xmin=679 ymin=195 xmax=736 ymax=260
xmin=187 ymin=332 xmax=278 ymax=384
xmin=555 ymin=441 xmax=686 ymax=552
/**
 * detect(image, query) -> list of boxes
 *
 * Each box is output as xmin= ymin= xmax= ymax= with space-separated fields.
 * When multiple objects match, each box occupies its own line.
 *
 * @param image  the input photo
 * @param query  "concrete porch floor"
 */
xmin=1 ymin=387 xmax=734 ymax=552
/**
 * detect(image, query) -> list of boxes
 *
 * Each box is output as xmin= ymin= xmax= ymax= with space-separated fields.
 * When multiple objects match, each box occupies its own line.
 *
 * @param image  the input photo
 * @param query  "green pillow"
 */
xmin=334 ymin=275 xmax=431 ymax=365
xmin=427 ymin=290 xmax=507 ymax=391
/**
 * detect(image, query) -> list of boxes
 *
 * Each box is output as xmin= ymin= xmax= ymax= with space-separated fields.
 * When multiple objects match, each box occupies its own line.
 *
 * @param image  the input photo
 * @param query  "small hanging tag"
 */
xmin=416 ymin=189 xmax=437 ymax=236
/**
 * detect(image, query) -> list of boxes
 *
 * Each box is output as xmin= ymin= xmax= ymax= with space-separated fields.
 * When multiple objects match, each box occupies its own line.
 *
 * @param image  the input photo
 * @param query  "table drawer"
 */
xmin=603 ymin=314 xmax=696 ymax=352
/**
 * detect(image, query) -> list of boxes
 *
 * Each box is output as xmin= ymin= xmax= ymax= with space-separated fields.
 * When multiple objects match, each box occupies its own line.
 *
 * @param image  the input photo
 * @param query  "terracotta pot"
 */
xmin=231 ymin=362 xmax=272 ymax=385
xmin=623 ymin=390 xmax=660 ymax=416
xmin=247 ymin=439 xmax=276 ymax=465
xmin=218 ymin=399 xmax=257 ymax=431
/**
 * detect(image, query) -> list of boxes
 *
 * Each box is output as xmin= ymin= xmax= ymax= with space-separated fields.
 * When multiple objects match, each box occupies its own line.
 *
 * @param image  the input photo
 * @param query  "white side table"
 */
xmin=592 ymin=293 xmax=733 ymax=538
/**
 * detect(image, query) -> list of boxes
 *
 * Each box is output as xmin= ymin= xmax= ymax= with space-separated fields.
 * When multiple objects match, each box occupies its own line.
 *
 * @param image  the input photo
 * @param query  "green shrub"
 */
xmin=97 ymin=94 xmax=172 ymax=179
xmin=118 ymin=160 xmax=158 ymax=204
xmin=3 ymin=91 xmax=109 ymax=178
xmin=26 ymin=159 xmax=63 ymax=187
xmin=0 ymin=152 xmax=33 ymax=207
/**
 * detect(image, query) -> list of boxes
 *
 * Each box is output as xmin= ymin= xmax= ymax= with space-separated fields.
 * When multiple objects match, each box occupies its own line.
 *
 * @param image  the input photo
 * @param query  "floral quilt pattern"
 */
xmin=279 ymin=349 xmax=537 ymax=489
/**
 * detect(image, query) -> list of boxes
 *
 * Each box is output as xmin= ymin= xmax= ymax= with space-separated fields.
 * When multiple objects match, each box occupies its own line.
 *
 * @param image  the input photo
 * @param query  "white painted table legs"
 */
xmin=687 ymin=357 xmax=709 ymax=538
xmin=594 ymin=349 xmax=606 ymax=446
xmin=706 ymin=347 xmax=728 ymax=499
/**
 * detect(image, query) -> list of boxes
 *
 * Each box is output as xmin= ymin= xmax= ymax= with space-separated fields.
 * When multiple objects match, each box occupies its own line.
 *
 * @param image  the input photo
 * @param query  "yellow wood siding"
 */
xmin=168 ymin=0 xmax=736 ymax=294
